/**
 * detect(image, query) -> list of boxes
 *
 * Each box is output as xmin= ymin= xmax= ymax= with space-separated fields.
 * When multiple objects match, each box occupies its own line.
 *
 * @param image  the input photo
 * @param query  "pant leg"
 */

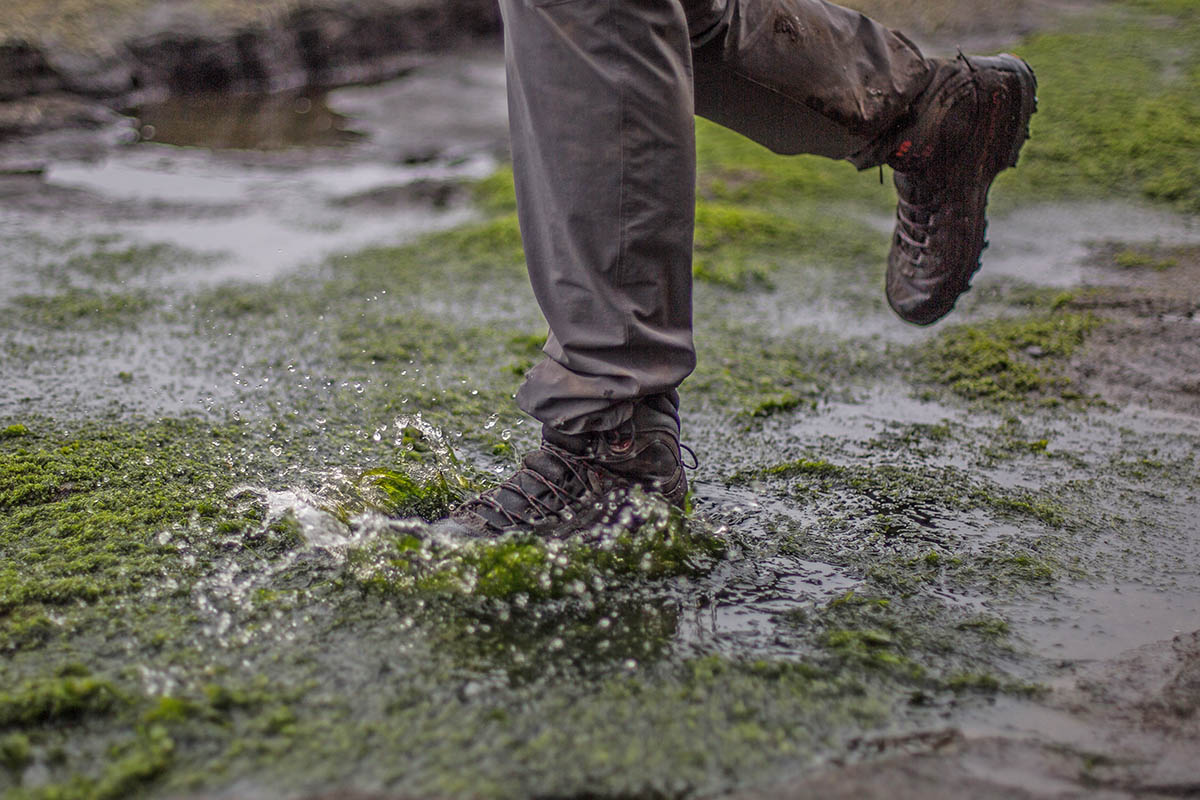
xmin=683 ymin=0 xmax=934 ymax=165
xmin=502 ymin=0 xmax=697 ymax=434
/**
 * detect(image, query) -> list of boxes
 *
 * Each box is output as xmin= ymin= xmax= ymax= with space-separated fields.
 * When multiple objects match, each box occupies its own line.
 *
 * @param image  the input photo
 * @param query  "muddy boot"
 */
xmin=874 ymin=53 xmax=1038 ymax=326
xmin=437 ymin=400 xmax=689 ymax=537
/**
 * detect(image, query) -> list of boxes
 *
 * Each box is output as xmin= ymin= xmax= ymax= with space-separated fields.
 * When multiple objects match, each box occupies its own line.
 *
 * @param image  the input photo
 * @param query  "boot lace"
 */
xmin=895 ymin=195 xmax=933 ymax=260
xmin=460 ymin=444 xmax=595 ymax=530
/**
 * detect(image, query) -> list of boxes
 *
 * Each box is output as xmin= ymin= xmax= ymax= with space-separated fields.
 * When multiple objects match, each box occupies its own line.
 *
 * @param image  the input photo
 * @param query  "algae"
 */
xmin=917 ymin=312 xmax=1101 ymax=404
xmin=9 ymin=289 xmax=156 ymax=327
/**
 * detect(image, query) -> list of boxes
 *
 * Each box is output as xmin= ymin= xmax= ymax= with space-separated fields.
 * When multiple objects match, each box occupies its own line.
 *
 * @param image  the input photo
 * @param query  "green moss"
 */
xmin=956 ymin=616 xmax=1011 ymax=638
xmin=692 ymin=201 xmax=886 ymax=288
xmin=1113 ymin=247 xmax=1178 ymax=271
xmin=695 ymin=120 xmax=894 ymax=212
xmin=143 ymin=697 xmax=208 ymax=725
xmin=193 ymin=284 xmax=282 ymax=318
xmin=742 ymin=458 xmax=1069 ymax=529
xmin=822 ymin=628 xmax=922 ymax=676
xmin=341 ymin=215 xmax=526 ymax=286
xmin=0 ymin=425 xmax=28 ymax=440
xmin=354 ymin=498 xmax=723 ymax=602
xmin=0 ymin=732 xmax=32 ymax=772
xmin=747 ymin=392 xmax=812 ymax=418
xmin=9 ymin=289 xmax=155 ymax=327
xmin=690 ymin=322 xmax=882 ymax=418
xmin=360 ymin=464 xmax=477 ymax=522
xmin=943 ymin=672 xmax=1044 ymax=696
xmin=39 ymin=242 xmax=204 ymax=286
xmin=8 ymin=725 xmax=176 ymax=800
xmin=0 ymin=675 xmax=123 ymax=727
xmin=757 ymin=458 xmax=844 ymax=480
xmin=919 ymin=312 xmax=1101 ymax=404
xmin=473 ymin=168 xmax=518 ymax=214
xmin=0 ymin=420 xmax=246 ymax=616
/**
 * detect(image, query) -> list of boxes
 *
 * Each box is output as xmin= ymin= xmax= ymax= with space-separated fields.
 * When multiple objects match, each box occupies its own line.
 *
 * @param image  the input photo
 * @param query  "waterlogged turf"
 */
xmin=3 ymin=2 xmax=1200 ymax=797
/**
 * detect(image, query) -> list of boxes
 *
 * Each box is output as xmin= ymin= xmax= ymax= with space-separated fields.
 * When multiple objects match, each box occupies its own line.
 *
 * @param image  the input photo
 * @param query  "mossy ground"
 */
xmin=3 ymin=1 xmax=1199 ymax=797
xmin=993 ymin=3 xmax=1200 ymax=214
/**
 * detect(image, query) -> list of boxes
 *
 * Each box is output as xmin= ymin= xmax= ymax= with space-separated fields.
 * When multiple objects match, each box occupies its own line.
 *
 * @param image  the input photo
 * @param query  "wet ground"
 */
xmin=2 ymin=2 xmax=1200 ymax=798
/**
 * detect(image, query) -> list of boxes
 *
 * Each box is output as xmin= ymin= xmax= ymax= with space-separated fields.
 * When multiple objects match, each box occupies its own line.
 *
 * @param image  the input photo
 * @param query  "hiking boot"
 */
xmin=881 ymin=53 xmax=1037 ymax=326
xmin=436 ymin=403 xmax=689 ymax=537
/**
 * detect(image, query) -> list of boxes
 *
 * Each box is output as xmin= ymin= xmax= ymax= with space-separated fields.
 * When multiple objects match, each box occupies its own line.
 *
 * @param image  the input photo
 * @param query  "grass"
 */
xmin=996 ymin=2 xmax=1200 ymax=212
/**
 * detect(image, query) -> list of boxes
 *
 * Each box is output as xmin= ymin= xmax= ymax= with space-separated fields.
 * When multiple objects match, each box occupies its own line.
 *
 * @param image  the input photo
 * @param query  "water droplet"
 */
xmin=501 ymin=429 xmax=512 ymax=441
xmin=484 ymin=414 xmax=499 ymax=430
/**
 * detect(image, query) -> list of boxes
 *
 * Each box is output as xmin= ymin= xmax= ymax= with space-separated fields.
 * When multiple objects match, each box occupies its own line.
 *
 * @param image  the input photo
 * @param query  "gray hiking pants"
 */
xmin=502 ymin=0 xmax=933 ymax=433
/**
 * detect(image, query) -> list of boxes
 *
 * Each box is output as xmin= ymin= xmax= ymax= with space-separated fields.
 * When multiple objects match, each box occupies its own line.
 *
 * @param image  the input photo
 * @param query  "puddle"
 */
xmin=984 ymin=200 xmax=1200 ymax=288
xmin=0 ymin=49 xmax=509 ymax=297
xmin=1019 ymin=582 xmax=1200 ymax=662
xmin=134 ymin=91 xmax=364 ymax=151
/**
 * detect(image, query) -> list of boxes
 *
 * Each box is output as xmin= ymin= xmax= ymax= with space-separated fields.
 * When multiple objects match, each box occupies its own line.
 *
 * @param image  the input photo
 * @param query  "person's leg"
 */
xmin=680 ymin=0 xmax=1037 ymax=325
xmin=442 ymin=0 xmax=1035 ymax=536
xmin=682 ymin=0 xmax=934 ymax=161
xmin=503 ymin=0 xmax=698 ymax=437
xmin=438 ymin=0 xmax=697 ymax=537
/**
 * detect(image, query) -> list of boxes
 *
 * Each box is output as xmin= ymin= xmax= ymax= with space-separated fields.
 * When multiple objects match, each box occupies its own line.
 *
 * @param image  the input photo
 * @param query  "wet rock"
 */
xmin=1162 ymin=632 xmax=1200 ymax=719
xmin=0 ymin=40 xmax=63 ymax=100
xmin=125 ymin=24 xmax=308 ymax=100
xmin=330 ymin=178 xmax=466 ymax=210
xmin=50 ymin=51 xmax=139 ymax=98
xmin=0 ymin=94 xmax=124 ymax=139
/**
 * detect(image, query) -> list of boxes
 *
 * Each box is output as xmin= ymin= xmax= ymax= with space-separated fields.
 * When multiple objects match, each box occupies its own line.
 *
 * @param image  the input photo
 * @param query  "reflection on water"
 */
xmin=134 ymin=92 xmax=364 ymax=150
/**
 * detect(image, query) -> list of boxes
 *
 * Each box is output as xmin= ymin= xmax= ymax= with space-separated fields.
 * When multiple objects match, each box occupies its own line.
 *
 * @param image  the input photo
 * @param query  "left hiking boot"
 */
xmin=433 ymin=401 xmax=689 ymax=538
xmin=882 ymin=53 xmax=1037 ymax=326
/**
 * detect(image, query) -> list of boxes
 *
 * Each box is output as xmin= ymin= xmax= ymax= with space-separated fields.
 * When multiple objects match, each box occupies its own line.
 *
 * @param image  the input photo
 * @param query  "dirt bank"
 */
xmin=728 ymin=630 xmax=1200 ymax=800
xmin=1066 ymin=243 xmax=1200 ymax=416
xmin=0 ymin=0 xmax=501 ymax=137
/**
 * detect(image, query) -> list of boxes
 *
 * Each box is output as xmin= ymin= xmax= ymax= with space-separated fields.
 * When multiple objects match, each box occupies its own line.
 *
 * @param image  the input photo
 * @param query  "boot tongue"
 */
xmin=542 ymin=426 xmax=594 ymax=455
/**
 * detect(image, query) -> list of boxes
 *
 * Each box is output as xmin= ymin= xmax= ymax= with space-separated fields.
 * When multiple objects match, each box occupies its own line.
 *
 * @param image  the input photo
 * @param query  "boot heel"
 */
xmin=998 ymin=54 xmax=1038 ymax=168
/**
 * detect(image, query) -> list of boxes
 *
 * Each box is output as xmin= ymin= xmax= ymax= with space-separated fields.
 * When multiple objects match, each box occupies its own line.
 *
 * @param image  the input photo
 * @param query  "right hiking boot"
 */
xmin=878 ymin=53 xmax=1038 ymax=326
xmin=435 ymin=406 xmax=688 ymax=538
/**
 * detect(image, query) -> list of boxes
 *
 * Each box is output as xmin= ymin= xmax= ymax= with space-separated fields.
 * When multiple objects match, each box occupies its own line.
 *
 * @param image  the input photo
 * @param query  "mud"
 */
xmin=743 ymin=631 xmax=1200 ymax=800
xmin=1065 ymin=243 xmax=1200 ymax=416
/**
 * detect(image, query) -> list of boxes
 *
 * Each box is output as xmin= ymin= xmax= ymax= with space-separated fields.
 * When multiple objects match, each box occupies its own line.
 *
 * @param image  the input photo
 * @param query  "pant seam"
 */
xmin=611 ymin=0 xmax=636 ymax=369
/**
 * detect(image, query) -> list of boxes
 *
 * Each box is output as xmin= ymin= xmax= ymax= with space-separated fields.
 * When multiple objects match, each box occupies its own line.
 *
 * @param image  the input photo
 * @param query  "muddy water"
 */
xmin=3 ymin=40 xmax=1200 ymax=800
xmin=0 ymin=51 xmax=507 ymax=300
